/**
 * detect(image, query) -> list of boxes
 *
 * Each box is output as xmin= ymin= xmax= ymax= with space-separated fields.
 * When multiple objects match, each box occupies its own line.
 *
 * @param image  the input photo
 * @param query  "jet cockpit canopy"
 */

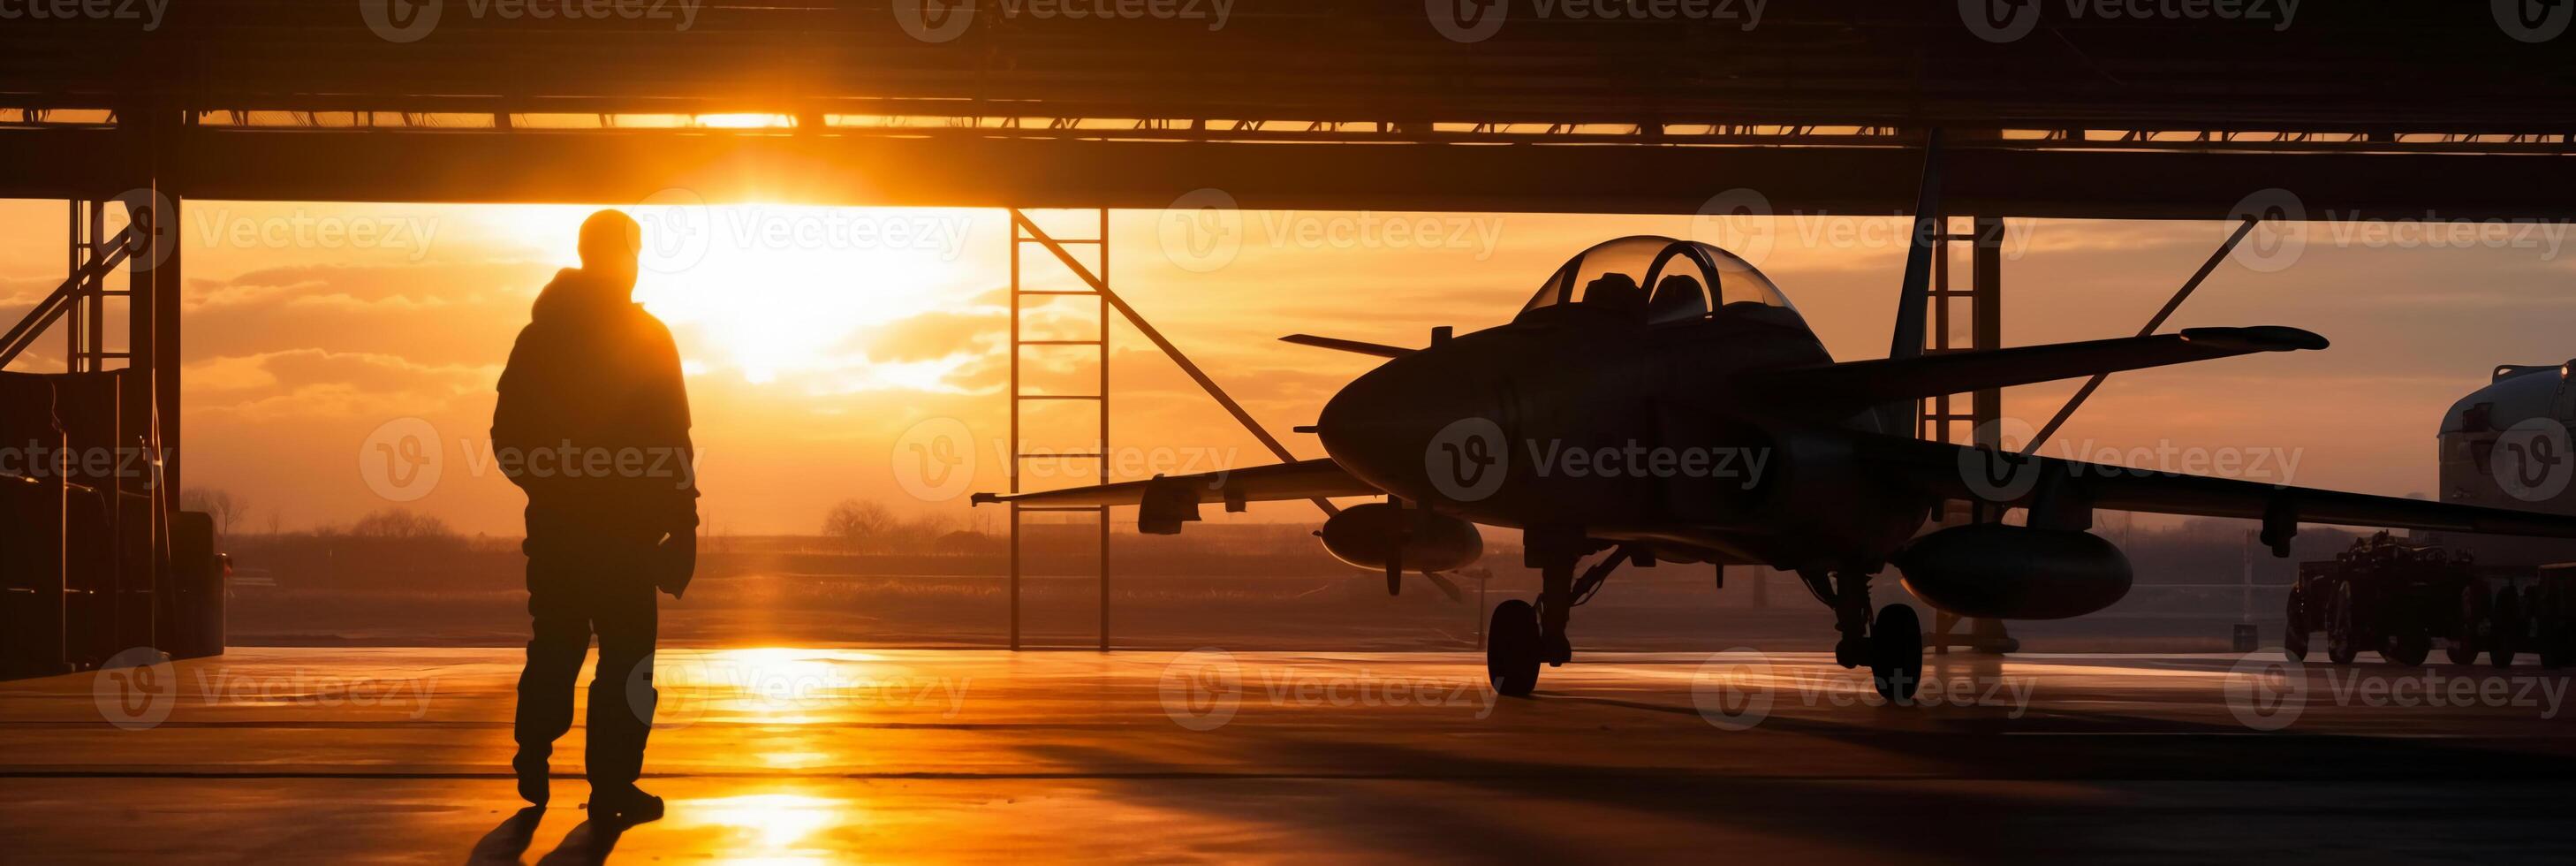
xmin=1519 ymin=236 xmax=1794 ymax=325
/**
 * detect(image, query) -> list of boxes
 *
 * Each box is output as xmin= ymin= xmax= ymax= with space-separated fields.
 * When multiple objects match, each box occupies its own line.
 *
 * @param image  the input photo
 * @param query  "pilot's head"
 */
xmin=1651 ymin=274 xmax=1705 ymax=316
xmin=1583 ymin=273 xmax=1647 ymax=316
xmin=577 ymin=209 xmax=644 ymax=288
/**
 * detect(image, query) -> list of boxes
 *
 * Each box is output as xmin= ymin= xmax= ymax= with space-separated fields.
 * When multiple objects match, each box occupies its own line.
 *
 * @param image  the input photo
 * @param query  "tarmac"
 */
xmin=4 ymin=647 xmax=2572 ymax=863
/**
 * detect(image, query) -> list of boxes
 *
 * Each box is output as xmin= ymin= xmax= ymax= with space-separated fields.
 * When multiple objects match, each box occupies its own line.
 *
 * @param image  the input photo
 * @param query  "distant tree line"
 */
xmin=822 ymin=498 xmax=1002 ymax=555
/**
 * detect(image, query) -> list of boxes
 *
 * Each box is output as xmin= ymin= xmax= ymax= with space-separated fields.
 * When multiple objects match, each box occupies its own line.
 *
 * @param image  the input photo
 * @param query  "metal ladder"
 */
xmin=1006 ymin=209 xmax=1111 ymax=651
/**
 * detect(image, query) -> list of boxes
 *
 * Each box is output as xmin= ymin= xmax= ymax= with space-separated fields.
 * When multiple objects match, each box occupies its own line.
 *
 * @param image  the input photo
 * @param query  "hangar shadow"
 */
xmin=1006 ymin=676 xmax=2576 ymax=860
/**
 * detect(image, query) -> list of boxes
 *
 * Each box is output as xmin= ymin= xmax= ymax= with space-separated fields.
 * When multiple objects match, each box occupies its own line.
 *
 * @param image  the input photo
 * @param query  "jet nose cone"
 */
xmin=1316 ymin=351 xmax=1506 ymax=504
xmin=1314 ymin=361 xmax=1400 ymax=472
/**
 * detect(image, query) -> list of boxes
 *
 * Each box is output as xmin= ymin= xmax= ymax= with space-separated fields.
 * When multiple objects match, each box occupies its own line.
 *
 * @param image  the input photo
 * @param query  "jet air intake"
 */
xmin=1316 ymin=503 xmax=1483 ymax=573
xmin=1894 ymin=523 xmax=2133 ymax=619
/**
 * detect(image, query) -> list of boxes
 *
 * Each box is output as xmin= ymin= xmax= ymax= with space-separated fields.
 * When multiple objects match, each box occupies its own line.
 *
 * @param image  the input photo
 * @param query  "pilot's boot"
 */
xmin=511 ymin=749 xmax=549 ymax=807
xmin=588 ymin=784 xmax=665 ymax=825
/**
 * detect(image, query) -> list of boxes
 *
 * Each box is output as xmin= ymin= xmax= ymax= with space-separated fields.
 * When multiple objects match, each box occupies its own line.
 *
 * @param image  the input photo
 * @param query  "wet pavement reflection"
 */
xmin=5 ymin=648 xmax=2574 ymax=862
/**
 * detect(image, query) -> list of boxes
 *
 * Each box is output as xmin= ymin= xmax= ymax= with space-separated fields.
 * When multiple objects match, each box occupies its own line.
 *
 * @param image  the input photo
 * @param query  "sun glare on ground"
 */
xmin=675 ymin=791 xmax=848 ymax=864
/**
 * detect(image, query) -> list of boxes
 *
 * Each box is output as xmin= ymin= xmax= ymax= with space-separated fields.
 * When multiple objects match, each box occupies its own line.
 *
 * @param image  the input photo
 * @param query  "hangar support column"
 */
xmin=119 ymin=105 xmax=182 ymax=657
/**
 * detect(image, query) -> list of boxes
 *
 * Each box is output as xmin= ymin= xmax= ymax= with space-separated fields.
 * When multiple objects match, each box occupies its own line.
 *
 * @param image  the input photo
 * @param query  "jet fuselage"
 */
xmin=1314 ymin=300 xmax=1936 ymax=573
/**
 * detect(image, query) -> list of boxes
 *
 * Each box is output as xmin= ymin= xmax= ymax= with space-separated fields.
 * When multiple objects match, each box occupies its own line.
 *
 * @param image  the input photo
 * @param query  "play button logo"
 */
xmin=2224 ymin=651 xmax=2308 ymax=732
xmin=1158 ymin=649 xmax=1243 ymax=732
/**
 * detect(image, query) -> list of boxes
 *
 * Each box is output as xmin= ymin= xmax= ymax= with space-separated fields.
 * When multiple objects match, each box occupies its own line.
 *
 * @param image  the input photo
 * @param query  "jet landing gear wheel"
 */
xmin=2325 ymin=582 xmax=2361 ymax=666
xmin=2383 ymin=630 xmax=2431 ymax=667
xmin=1487 ymin=600 xmax=1542 ymax=698
xmin=2524 ymin=585 xmax=2565 ymax=675
xmin=2490 ymin=585 xmax=2521 ymax=670
xmin=2283 ymin=586 xmax=2311 ymax=662
xmin=2445 ymin=583 xmax=2489 ymax=666
xmin=1869 ymin=604 xmax=1924 ymax=705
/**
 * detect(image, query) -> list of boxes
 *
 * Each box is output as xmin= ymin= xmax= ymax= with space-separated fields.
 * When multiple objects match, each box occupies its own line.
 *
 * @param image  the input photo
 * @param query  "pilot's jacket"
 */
xmin=493 ymin=267 xmax=699 ymax=550
xmin=491 ymin=266 xmax=697 ymax=790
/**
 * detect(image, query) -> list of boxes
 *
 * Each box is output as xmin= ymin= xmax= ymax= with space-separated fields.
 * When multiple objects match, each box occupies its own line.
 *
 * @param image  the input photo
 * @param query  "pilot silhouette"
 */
xmin=1583 ymin=273 xmax=1647 ymax=316
xmin=491 ymin=209 xmax=698 ymax=824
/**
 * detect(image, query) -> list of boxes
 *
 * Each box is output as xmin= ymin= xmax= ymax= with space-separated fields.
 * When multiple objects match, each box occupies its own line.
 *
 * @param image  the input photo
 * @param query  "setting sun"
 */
xmin=506 ymin=204 xmax=996 ymax=388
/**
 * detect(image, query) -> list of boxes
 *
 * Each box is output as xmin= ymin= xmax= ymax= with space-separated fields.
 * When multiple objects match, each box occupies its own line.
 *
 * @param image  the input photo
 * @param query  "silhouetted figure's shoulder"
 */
xmin=527 ymin=268 xmax=587 ymax=323
xmin=526 ymin=268 xmax=649 ymax=327
xmin=509 ymin=268 xmax=678 ymax=358
xmin=492 ymin=267 xmax=693 ymax=515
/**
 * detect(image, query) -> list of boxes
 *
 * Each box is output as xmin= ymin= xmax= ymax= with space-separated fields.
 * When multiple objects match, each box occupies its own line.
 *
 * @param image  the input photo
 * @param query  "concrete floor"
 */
xmin=4 ymin=648 xmax=2573 ymax=863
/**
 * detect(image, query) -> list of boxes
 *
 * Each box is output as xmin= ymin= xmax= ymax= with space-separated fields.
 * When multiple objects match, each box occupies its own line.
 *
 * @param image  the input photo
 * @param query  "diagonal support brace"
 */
xmin=1013 ymin=209 xmax=1338 ymax=516
xmin=2021 ymin=216 xmax=2262 ymax=456
xmin=0 ymin=226 xmax=136 ymax=367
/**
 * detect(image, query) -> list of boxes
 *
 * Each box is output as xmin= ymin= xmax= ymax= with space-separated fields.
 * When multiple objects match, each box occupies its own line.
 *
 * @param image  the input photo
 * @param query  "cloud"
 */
xmin=195 ymin=262 xmax=540 ymax=311
xmin=0 ymin=275 xmax=62 ymax=308
xmin=186 ymin=348 xmax=496 ymax=421
xmin=182 ymin=262 xmax=554 ymax=367
xmin=855 ymin=309 xmax=1007 ymax=363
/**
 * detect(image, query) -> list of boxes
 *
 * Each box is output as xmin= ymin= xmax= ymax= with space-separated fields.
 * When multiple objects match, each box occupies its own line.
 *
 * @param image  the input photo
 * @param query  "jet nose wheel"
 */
xmin=1487 ymin=599 xmax=1542 ymax=698
xmin=1870 ymin=604 xmax=1924 ymax=704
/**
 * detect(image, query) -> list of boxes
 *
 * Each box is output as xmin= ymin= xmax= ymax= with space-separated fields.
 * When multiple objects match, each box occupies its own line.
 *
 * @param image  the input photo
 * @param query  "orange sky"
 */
xmin=4 ymin=201 xmax=2573 ymax=536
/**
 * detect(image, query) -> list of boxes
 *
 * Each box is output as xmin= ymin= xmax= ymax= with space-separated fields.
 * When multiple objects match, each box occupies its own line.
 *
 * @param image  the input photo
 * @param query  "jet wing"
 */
xmin=1856 ymin=433 xmax=2576 ymax=543
xmin=1280 ymin=334 xmax=1415 ymax=358
xmin=1749 ymin=326 xmax=2327 ymax=412
xmin=970 ymin=458 xmax=1377 ymax=510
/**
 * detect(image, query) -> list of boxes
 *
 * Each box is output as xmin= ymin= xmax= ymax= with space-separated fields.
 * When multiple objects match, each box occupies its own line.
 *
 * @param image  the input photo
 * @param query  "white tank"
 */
xmin=2428 ymin=362 xmax=2576 ymax=570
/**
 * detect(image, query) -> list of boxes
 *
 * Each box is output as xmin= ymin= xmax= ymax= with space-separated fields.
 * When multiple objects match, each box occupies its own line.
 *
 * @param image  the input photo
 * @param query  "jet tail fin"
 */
xmin=1751 ymin=326 xmax=2328 ymax=413
xmin=1881 ymin=130 xmax=1944 ymax=434
xmin=1889 ymin=130 xmax=1944 ymax=363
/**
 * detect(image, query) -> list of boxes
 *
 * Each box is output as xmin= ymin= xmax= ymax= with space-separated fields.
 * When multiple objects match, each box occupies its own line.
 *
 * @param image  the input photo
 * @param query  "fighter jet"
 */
xmin=975 ymin=146 xmax=2576 ymax=703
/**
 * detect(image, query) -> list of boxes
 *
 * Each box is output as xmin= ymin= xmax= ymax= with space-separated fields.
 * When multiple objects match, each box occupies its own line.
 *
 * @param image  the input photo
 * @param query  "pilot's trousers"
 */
xmin=512 ymin=535 xmax=659 ymax=789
